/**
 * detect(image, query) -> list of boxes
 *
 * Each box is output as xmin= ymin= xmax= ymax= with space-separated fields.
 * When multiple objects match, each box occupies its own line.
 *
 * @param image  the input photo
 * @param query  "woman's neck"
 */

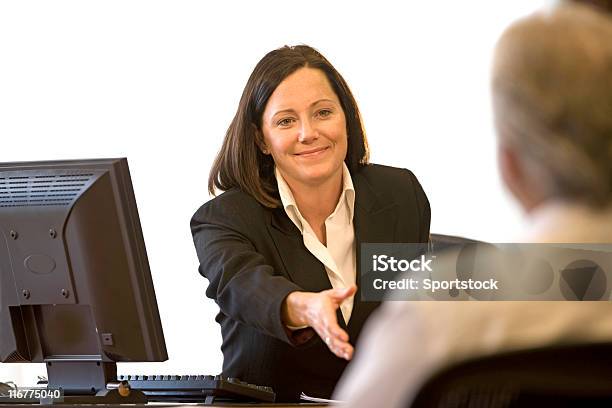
xmin=286 ymin=170 xmax=343 ymax=226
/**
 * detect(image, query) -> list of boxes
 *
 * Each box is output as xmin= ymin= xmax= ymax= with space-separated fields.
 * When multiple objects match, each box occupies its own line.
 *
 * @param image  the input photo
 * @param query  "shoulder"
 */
xmin=353 ymin=163 xmax=425 ymax=199
xmin=190 ymin=188 xmax=270 ymax=229
xmin=354 ymin=163 xmax=418 ymax=183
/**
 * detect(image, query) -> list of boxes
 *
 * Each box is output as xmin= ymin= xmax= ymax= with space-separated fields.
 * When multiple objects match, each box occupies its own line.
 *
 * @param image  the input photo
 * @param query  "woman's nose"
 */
xmin=298 ymin=119 xmax=317 ymax=143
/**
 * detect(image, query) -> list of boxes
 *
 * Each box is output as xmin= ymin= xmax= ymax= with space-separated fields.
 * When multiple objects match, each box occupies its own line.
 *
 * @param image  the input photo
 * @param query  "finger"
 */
xmin=319 ymin=315 xmax=349 ymax=343
xmin=328 ymin=336 xmax=351 ymax=352
xmin=313 ymin=297 xmax=350 ymax=349
xmin=320 ymin=317 xmax=352 ymax=360
xmin=319 ymin=326 xmax=346 ymax=349
xmin=318 ymin=307 xmax=350 ymax=343
xmin=320 ymin=324 xmax=351 ymax=354
xmin=321 ymin=327 xmax=349 ymax=347
xmin=340 ymin=343 xmax=354 ymax=360
xmin=330 ymin=325 xmax=349 ymax=342
xmin=320 ymin=327 xmax=353 ymax=359
xmin=326 ymin=337 xmax=354 ymax=360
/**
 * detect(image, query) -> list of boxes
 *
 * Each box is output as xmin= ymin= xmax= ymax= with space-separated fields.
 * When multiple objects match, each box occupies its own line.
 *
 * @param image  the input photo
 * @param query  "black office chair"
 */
xmin=429 ymin=233 xmax=483 ymax=253
xmin=412 ymin=236 xmax=612 ymax=406
xmin=410 ymin=342 xmax=612 ymax=408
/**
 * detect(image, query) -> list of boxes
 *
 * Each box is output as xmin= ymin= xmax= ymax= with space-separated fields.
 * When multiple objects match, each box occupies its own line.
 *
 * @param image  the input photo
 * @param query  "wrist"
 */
xmin=282 ymin=291 xmax=309 ymax=327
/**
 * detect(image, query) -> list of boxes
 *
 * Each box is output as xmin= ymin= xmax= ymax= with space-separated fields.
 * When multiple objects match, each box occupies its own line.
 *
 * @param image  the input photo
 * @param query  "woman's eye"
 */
xmin=317 ymin=109 xmax=332 ymax=118
xmin=277 ymin=118 xmax=295 ymax=127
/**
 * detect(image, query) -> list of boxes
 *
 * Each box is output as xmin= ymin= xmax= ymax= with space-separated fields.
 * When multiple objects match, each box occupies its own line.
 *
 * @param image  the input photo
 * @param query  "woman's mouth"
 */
xmin=294 ymin=146 xmax=330 ymax=158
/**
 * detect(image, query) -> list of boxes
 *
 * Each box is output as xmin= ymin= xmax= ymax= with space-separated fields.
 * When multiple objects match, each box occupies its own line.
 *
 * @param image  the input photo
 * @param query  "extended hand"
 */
xmin=282 ymin=285 xmax=357 ymax=360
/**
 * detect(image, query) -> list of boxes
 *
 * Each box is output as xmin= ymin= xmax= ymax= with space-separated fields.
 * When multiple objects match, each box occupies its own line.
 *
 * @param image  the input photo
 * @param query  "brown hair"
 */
xmin=567 ymin=0 xmax=612 ymax=14
xmin=208 ymin=45 xmax=369 ymax=207
xmin=492 ymin=3 xmax=612 ymax=207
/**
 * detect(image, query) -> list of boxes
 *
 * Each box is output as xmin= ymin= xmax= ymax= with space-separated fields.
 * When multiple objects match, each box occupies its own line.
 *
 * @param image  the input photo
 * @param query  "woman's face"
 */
xmin=260 ymin=67 xmax=347 ymax=188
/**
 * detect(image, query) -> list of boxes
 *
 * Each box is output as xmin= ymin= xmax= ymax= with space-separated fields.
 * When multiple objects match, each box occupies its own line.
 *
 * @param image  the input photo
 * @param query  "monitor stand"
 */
xmin=44 ymin=361 xmax=147 ymax=404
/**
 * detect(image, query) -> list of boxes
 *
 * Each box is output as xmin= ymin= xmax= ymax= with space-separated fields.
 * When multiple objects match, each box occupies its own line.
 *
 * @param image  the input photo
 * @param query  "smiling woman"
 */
xmin=190 ymin=45 xmax=430 ymax=401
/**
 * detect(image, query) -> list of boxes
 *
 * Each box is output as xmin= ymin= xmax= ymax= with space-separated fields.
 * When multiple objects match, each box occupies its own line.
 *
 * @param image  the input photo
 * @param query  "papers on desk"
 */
xmin=300 ymin=392 xmax=344 ymax=403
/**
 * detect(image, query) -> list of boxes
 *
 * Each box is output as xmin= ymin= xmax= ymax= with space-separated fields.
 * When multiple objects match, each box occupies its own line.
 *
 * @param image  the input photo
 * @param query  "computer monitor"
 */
xmin=0 ymin=158 xmax=167 ymax=402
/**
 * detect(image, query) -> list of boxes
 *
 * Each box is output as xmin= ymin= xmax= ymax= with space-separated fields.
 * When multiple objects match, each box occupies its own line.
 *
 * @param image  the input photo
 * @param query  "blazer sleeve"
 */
xmin=190 ymin=198 xmax=303 ymax=344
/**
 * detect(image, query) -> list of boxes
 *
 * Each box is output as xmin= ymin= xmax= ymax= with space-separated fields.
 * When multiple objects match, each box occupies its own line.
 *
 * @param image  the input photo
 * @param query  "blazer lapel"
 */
xmin=353 ymin=172 xmax=399 ymax=245
xmin=349 ymin=171 xmax=398 ymax=332
xmin=268 ymin=208 xmax=333 ymax=293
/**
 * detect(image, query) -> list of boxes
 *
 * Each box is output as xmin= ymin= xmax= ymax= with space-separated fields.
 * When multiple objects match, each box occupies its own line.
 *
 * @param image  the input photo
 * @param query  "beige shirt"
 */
xmin=334 ymin=202 xmax=612 ymax=407
xmin=275 ymin=163 xmax=356 ymax=323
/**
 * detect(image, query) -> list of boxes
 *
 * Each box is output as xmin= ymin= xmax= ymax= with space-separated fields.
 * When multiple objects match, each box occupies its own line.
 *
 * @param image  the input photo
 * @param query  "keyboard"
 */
xmin=117 ymin=374 xmax=276 ymax=403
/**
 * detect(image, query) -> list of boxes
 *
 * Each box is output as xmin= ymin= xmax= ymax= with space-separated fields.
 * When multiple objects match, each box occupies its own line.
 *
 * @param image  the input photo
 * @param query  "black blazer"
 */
xmin=190 ymin=164 xmax=430 ymax=402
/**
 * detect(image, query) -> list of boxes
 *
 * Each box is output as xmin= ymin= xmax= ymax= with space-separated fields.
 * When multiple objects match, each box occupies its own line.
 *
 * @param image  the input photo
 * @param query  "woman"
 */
xmin=190 ymin=45 xmax=430 ymax=401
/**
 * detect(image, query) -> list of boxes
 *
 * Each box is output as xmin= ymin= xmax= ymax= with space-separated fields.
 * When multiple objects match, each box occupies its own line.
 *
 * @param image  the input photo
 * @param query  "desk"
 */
xmin=0 ymin=404 xmax=328 ymax=408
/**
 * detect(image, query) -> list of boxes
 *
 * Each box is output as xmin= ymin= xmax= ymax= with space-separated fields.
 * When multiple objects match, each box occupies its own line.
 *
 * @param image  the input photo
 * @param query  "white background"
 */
xmin=0 ymin=0 xmax=545 ymax=385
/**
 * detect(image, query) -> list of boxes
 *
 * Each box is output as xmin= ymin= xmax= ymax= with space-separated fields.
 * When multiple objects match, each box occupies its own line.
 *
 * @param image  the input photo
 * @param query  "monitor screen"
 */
xmin=0 ymin=158 xmax=167 ymax=398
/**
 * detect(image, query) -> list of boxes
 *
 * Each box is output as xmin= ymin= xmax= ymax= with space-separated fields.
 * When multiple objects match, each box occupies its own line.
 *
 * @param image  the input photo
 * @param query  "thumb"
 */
xmin=330 ymin=285 xmax=357 ymax=300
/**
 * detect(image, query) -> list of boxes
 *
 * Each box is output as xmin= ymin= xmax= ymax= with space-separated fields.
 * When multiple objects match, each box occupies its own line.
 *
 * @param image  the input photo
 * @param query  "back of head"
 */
xmin=492 ymin=3 xmax=612 ymax=207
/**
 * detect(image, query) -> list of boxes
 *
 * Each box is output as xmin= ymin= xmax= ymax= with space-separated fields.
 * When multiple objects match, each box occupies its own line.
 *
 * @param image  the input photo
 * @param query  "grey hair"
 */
xmin=492 ymin=3 xmax=612 ymax=207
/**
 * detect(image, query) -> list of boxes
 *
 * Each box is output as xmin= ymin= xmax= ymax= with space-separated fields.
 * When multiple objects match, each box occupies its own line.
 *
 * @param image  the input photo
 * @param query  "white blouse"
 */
xmin=275 ymin=163 xmax=356 ymax=323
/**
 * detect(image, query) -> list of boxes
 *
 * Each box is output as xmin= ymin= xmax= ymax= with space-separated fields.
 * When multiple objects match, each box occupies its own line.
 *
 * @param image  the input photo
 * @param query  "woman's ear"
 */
xmin=253 ymin=125 xmax=270 ymax=155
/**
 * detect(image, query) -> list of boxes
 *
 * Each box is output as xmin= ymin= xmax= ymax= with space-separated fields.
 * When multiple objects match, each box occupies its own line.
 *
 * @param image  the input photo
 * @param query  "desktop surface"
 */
xmin=0 ymin=403 xmax=327 ymax=408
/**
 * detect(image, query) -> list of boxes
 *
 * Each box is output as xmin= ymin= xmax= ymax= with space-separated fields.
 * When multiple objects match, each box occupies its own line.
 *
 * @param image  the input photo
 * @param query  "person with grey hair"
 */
xmin=333 ymin=3 xmax=612 ymax=407
xmin=494 ymin=2 xmax=612 ymax=238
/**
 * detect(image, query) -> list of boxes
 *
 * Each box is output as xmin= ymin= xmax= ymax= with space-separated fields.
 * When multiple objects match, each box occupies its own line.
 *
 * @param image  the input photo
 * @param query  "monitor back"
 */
xmin=0 ymin=158 xmax=167 ymax=364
